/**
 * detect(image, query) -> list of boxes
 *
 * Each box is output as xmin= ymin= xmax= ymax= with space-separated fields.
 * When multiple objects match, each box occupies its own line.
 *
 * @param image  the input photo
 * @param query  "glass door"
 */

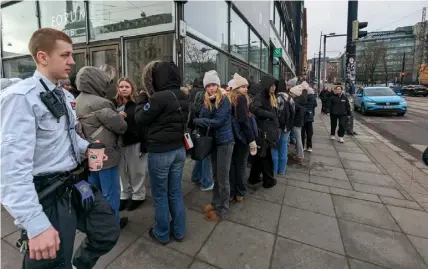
xmin=89 ymin=45 xmax=120 ymax=100
xmin=70 ymin=48 xmax=87 ymax=87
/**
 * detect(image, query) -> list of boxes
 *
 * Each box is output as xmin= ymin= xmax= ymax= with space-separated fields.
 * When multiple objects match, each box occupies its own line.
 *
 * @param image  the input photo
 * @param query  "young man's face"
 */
xmin=41 ymin=40 xmax=75 ymax=81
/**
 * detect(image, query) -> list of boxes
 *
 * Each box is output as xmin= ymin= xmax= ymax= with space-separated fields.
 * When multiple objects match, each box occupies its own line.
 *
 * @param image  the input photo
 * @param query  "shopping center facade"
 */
xmin=1 ymin=0 xmax=305 ymax=88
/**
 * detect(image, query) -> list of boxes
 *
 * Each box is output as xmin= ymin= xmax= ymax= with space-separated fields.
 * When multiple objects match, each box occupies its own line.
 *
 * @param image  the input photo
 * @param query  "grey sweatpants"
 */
xmin=119 ymin=143 xmax=147 ymax=200
xmin=211 ymin=143 xmax=234 ymax=219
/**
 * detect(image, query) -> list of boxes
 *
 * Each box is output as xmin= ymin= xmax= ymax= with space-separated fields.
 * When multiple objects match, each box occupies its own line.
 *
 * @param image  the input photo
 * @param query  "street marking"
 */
xmin=363 ymin=119 xmax=415 ymax=123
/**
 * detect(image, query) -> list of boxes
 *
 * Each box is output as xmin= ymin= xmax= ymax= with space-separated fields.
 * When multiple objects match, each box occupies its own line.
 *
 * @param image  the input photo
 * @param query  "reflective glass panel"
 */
xmin=230 ymin=10 xmax=249 ymax=62
xmin=2 ymin=1 xmax=39 ymax=56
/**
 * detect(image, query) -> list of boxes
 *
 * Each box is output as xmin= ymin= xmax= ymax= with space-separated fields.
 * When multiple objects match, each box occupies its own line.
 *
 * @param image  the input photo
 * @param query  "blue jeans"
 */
xmin=88 ymin=166 xmax=121 ymax=223
xmin=191 ymin=156 xmax=212 ymax=189
xmin=271 ymin=131 xmax=290 ymax=176
xmin=148 ymin=147 xmax=186 ymax=243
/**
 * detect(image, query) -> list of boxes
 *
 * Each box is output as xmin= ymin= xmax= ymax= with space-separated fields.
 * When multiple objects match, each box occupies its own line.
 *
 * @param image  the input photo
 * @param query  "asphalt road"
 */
xmin=354 ymin=96 xmax=428 ymax=159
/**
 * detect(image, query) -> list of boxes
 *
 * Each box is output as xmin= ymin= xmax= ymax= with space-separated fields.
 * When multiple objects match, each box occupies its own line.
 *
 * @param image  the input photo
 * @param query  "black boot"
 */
xmin=120 ymin=217 xmax=129 ymax=230
xmin=119 ymin=199 xmax=129 ymax=211
xmin=127 ymin=200 xmax=145 ymax=211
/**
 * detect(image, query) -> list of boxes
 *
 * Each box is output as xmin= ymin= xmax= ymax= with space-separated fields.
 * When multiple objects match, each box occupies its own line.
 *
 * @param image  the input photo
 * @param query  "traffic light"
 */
xmin=352 ymin=20 xmax=368 ymax=41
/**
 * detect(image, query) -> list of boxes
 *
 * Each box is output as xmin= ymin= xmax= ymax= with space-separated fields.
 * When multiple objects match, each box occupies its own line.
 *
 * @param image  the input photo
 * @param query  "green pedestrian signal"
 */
xmin=273 ymin=48 xmax=282 ymax=57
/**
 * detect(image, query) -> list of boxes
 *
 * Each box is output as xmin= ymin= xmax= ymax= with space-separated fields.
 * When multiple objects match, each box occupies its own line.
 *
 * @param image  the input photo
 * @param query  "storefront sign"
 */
xmin=51 ymin=8 xmax=86 ymax=38
xmin=273 ymin=48 xmax=282 ymax=57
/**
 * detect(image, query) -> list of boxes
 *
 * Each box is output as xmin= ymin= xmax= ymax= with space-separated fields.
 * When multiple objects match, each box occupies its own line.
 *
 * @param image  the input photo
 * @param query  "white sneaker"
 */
xmin=339 ymin=137 xmax=345 ymax=143
xmin=201 ymin=183 xmax=214 ymax=191
xmin=307 ymin=148 xmax=313 ymax=152
xmin=303 ymin=147 xmax=307 ymax=151
xmin=330 ymin=135 xmax=335 ymax=140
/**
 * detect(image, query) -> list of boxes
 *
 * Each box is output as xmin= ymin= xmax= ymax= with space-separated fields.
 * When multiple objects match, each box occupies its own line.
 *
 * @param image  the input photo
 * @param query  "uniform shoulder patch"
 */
xmin=143 ymin=103 xmax=150 ymax=111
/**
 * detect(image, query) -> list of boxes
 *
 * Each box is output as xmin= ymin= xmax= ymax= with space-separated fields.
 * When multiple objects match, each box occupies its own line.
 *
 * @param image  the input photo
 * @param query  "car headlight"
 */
xmin=366 ymin=102 xmax=376 ymax=105
xmin=399 ymin=101 xmax=407 ymax=104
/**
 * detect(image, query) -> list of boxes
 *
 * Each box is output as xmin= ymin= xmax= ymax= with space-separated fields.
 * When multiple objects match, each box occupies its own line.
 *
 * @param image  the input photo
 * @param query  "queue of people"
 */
xmin=0 ymin=27 xmax=323 ymax=268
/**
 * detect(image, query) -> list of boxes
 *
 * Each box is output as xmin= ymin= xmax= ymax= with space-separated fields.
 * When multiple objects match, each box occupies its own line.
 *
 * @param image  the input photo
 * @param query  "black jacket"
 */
xmin=319 ymin=90 xmax=331 ymax=103
xmin=327 ymin=93 xmax=351 ymax=116
xmin=293 ymin=95 xmax=307 ymax=127
xmin=250 ymin=76 xmax=279 ymax=145
xmin=135 ymin=62 xmax=189 ymax=153
xmin=113 ymin=99 xmax=148 ymax=153
xmin=232 ymin=95 xmax=255 ymax=144
xmin=304 ymin=94 xmax=317 ymax=122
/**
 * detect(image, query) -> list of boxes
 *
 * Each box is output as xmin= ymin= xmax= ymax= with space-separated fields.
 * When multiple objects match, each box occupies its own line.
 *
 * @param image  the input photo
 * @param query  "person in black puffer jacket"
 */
xmin=135 ymin=60 xmax=188 ymax=244
xmin=289 ymin=85 xmax=306 ymax=164
xmin=319 ymin=87 xmax=332 ymax=114
xmin=302 ymin=87 xmax=317 ymax=152
xmin=113 ymin=77 xmax=148 ymax=213
xmin=248 ymin=75 xmax=279 ymax=188
xmin=327 ymin=85 xmax=351 ymax=143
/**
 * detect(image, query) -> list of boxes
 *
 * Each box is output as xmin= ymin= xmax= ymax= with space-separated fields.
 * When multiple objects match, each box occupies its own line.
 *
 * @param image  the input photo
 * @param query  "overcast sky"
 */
xmin=306 ymin=1 xmax=427 ymax=59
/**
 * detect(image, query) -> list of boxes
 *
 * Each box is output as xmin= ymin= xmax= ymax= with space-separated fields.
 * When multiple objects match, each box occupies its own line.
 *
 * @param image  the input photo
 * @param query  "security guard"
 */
xmin=0 ymin=28 xmax=120 ymax=269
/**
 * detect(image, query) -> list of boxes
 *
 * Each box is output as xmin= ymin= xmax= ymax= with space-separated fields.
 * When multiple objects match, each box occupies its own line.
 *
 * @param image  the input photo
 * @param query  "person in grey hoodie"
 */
xmin=75 ymin=66 xmax=128 ymax=229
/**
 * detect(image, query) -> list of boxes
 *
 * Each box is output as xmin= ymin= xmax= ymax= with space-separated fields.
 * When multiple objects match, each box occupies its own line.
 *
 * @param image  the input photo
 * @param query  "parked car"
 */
xmin=402 ymin=85 xmax=428 ymax=97
xmin=354 ymin=87 xmax=407 ymax=116
xmin=390 ymin=86 xmax=403 ymax=96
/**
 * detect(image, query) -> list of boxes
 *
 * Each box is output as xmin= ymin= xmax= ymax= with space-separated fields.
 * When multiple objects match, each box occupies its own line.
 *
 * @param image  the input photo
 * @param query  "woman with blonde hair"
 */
xmin=113 ymin=77 xmax=148 ymax=211
xmin=193 ymin=70 xmax=234 ymax=221
xmin=228 ymin=74 xmax=258 ymax=202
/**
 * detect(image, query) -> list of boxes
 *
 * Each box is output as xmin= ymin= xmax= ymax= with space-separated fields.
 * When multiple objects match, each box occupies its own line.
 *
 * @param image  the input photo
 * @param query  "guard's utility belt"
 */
xmin=16 ymin=165 xmax=87 ymax=252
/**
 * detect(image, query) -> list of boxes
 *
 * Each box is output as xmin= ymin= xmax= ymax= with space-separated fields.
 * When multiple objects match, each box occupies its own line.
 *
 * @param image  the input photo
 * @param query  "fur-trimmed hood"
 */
xmin=142 ymin=60 xmax=181 ymax=95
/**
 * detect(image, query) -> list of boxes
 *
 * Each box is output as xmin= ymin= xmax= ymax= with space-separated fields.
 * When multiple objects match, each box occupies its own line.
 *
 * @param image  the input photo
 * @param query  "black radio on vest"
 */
xmin=39 ymin=79 xmax=66 ymax=119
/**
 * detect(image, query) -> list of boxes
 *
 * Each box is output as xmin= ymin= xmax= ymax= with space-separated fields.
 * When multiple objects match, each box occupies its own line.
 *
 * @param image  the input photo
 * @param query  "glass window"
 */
xmin=273 ymin=57 xmax=279 ymax=79
xmin=275 ymin=6 xmax=281 ymax=33
xmin=261 ymin=42 xmax=269 ymax=73
xmin=2 ymin=1 xmax=38 ymax=56
xmin=249 ymin=67 xmax=260 ymax=83
xmin=125 ymin=34 xmax=174 ymax=89
xmin=184 ymin=37 xmax=228 ymax=85
xmin=230 ymin=10 xmax=249 ymax=62
xmin=249 ymin=30 xmax=261 ymax=68
xmin=40 ymin=0 xmax=86 ymax=44
xmin=89 ymin=1 xmax=174 ymax=41
xmin=184 ymin=1 xmax=228 ymax=51
xmin=3 ymin=56 xmax=37 ymax=79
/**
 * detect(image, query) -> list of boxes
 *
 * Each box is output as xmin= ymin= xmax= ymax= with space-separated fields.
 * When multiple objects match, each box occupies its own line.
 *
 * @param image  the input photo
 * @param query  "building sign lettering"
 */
xmin=51 ymin=9 xmax=86 ymax=28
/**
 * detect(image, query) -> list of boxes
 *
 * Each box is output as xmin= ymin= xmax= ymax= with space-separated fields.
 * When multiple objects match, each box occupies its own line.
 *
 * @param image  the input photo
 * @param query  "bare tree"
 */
xmin=358 ymin=42 xmax=385 ymax=86
xmin=184 ymin=40 xmax=216 ymax=82
xmin=378 ymin=43 xmax=389 ymax=86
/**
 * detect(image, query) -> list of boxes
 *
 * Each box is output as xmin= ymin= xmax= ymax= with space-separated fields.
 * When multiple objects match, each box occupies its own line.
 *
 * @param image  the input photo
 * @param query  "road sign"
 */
xmin=273 ymin=48 xmax=282 ymax=57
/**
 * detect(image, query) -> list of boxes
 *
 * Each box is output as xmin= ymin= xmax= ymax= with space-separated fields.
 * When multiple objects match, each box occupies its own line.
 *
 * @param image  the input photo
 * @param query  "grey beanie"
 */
xmin=203 ymin=70 xmax=221 ymax=88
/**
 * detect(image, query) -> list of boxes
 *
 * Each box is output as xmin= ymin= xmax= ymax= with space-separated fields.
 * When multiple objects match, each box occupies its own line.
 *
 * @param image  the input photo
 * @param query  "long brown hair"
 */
xmin=115 ymin=77 xmax=137 ymax=106
xmin=204 ymin=86 xmax=224 ymax=111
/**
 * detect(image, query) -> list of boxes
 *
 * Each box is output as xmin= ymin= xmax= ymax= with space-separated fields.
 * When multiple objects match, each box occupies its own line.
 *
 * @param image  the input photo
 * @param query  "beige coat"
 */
xmin=75 ymin=66 xmax=127 ymax=169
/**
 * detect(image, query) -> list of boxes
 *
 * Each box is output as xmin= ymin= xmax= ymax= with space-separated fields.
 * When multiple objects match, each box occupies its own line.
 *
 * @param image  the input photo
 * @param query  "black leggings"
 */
xmin=330 ymin=115 xmax=346 ymax=137
xmin=301 ymin=121 xmax=314 ymax=148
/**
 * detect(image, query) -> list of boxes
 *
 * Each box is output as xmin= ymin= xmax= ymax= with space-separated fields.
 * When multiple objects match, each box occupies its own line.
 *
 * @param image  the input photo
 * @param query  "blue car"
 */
xmin=354 ymin=87 xmax=407 ymax=116
xmin=390 ymin=86 xmax=403 ymax=96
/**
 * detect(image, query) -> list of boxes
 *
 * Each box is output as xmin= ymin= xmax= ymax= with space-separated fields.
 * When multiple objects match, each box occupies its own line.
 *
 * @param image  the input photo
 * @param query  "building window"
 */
xmin=3 ymin=56 xmax=37 ymax=79
xmin=261 ymin=42 xmax=269 ymax=73
xmin=125 ymin=34 xmax=174 ymax=89
xmin=39 ymin=0 xmax=86 ymax=44
xmin=184 ymin=1 xmax=228 ymax=51
xmin=89 ymin=1 xmax=174 ymax=41
xmin=273 ymin=57 xmax=279 ymax=79
xmin=249 ymin=67 xmax=260 ymax=83
xmin=230 ymin=9 xmax=249 ymax=62
xmin=184 ymin=37 xmax=228 ymax=85
xmin=2 ymin=1 xmax=39 ymax=56
xmin=274 ymin=6 xmax=281 ymax=33
xmin=249 ymin=30 xmax=261 ymax=68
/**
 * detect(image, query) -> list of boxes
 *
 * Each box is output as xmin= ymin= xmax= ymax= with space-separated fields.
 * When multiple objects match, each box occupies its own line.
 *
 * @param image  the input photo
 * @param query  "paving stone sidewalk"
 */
xmin=2 ymin=107 xmax=428 ymax=269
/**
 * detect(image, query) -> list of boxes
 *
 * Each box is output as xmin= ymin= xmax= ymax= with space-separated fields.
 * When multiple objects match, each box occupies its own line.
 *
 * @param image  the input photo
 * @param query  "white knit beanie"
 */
xmin=230 ymin=73 xmax=249 ymax=90
xmin=203 ymin=70 xmax=221 ymax=88
xmin=290 ymin=85 xmax=304 ymax=97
